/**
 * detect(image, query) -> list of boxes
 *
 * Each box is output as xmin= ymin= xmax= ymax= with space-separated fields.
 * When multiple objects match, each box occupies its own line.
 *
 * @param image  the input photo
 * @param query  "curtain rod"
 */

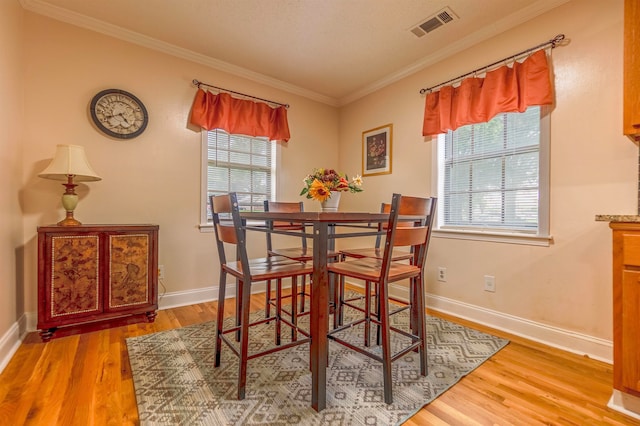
xmin=419 ymin=34 xmax=566 ymax=95
xmin=192 ymin=79 xmax=290 ymax=108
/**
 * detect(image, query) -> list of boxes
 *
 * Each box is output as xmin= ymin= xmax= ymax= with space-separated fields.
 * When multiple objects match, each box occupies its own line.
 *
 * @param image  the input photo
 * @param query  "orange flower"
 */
xmin=335 ymin=178 xmax=350 ymax=191
xmin=308 ymin=179 xmax=331 ymax=202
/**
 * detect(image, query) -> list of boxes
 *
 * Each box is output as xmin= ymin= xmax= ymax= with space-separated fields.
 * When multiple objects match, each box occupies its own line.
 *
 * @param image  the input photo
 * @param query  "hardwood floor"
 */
xmin=0 ymin=292 xmax=639 ymax=425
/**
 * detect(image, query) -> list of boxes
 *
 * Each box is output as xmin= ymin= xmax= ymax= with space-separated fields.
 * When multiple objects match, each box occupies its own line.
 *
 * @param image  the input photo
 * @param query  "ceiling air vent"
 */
xmin=410 ymin=7 xmax=458 ymax=38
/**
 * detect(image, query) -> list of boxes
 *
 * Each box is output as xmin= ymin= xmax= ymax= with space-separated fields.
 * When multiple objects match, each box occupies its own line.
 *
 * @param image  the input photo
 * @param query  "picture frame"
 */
xmin=362 ymin=123 xmax=392 ymax=176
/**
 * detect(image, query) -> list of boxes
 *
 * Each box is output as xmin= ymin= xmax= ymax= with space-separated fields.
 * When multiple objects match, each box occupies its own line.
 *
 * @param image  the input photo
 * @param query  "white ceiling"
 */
xmin=20 ymin=0 xmax=568 ymax=106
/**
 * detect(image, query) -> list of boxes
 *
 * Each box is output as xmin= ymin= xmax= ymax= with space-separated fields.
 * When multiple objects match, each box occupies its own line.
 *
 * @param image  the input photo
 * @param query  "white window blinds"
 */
xmin=440 ymin=106 xmax=542 ymax=232
xmin=204 ymin=129 xmax=274 ymax=222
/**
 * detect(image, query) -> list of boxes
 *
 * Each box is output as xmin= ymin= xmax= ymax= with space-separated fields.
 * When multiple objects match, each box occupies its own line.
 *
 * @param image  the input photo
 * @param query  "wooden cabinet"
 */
xmin=624 ymin=0 xmax=640 ymax=141
xmin=37 ymin=224 xmax=159 ymax=341
xmin=611 ymin=222 xmax=640 ymax=396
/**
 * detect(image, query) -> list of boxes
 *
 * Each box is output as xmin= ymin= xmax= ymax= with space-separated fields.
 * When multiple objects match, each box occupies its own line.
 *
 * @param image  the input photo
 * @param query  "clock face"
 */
xmin=90 ymin=89 xmax=148 ymax=139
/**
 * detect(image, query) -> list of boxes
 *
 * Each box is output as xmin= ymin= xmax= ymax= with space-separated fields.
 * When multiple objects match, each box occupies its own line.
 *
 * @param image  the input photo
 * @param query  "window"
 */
xmin=201 ymin=129 xmax=276 ymax=225
xmin=434 ymin=106 xmax=550 ymax=244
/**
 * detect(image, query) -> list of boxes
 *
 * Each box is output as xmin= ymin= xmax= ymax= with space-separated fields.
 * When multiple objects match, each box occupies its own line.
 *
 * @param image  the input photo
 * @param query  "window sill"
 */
xmin=199 ymin=223 xmax=214 ymax=233
xmin=433 ymin=229 xmax=553 ymax=246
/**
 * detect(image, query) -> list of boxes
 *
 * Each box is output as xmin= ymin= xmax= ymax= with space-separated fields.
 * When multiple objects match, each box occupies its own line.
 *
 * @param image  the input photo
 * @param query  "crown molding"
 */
xmin=19 ymin=0 xmax=339 ymax=107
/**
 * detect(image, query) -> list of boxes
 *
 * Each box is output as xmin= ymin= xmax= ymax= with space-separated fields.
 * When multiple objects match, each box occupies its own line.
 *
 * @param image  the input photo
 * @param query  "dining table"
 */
xmin=240 ymin=210 xmax=389 ymax=412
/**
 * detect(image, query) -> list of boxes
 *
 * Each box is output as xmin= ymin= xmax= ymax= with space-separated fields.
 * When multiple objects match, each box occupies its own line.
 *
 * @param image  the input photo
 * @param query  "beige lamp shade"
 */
xmin=39 ymin=144 xmax=101 ymax=226
xmin=39 ymin=144 xmax=102 ymax=182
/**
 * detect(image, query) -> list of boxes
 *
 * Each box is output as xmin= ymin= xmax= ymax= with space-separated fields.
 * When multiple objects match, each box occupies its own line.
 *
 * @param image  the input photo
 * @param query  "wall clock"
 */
xmin=90 ymin=89 xmax=148 ymax=139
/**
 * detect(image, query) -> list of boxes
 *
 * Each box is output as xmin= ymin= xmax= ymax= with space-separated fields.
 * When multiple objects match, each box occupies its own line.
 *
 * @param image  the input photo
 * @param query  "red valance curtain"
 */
xmin=422 ymin=49 xmax=553 ymax=136
xmin=190 ymin=89 xmax=291 ymax=142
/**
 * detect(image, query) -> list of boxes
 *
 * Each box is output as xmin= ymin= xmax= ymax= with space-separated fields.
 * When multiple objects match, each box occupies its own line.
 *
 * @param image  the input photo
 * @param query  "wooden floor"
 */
xmin=1 ymin=291 xmax=639 ymax=425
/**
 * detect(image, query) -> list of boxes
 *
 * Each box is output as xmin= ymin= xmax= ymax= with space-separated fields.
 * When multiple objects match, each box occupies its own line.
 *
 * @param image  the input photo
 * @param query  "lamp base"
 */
xmin=58 ymin=182 xmax=81 ymax=226
xmin=57 ymin=212 xmax=81 ymax=226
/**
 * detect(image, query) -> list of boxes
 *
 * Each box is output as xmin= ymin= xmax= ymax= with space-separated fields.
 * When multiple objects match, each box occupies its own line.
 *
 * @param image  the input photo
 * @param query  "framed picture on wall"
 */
xmin=362 ymin=123 xmax=392 ymax=176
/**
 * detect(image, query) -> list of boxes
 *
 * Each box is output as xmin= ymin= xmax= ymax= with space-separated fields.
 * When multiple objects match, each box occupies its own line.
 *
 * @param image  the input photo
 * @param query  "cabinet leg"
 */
xmin=145 ymin=311 xmax=157 ymax=323
xmin=39 ymin=328 xmax=56 ymax=342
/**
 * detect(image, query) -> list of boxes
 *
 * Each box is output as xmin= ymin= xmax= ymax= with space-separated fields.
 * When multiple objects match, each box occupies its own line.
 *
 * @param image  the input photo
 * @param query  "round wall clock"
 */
xmin=90 ymin=89 xmax=148 ymax=139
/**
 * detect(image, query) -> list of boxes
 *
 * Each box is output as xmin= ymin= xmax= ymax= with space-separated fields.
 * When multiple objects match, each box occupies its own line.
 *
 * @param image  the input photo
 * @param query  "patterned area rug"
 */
xmin=126 ymin=300 xmax=508 ymax=425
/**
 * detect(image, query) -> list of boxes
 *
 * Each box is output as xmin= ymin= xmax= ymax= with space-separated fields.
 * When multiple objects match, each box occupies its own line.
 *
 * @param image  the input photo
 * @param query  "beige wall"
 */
xmin=1 ymin=0 xmax=633 ymax=362
xmin=19 ymin=13 xmax=339 ymax=317
xmin=0 ymin=0 xmax=25 ymax=361
xmin=339 ymin=0 xmax=633 ymax=348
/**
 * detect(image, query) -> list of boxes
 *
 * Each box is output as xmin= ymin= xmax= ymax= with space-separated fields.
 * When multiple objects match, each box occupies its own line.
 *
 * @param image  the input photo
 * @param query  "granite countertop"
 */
xmin=595 ymin=215 xmax=640 ymax=222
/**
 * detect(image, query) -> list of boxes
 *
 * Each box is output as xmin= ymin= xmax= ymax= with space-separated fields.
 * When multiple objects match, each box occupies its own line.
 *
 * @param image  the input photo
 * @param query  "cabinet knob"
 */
xmin=633 ymin=124 xmax=640 ymax=129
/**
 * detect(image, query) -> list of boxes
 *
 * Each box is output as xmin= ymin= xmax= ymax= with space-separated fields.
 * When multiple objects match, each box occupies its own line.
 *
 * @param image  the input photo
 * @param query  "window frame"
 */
xmin=431 ymin=106 xmax=552 ymax=246
xmin=199 ymin=129 xmax=279 ymax=230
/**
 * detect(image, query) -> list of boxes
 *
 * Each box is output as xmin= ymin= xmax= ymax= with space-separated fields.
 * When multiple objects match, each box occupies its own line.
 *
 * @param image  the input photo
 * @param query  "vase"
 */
xmin=321 ymin=191 xmax=341 ymax=212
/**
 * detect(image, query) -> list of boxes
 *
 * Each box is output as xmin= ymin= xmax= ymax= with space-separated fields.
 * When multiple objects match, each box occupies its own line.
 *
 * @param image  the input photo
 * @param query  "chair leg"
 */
xmin=275 ymin=278 xmax=282 ymax=346
xmin=336 ymin=273 xmax=343 ymax=328
xmin=364 ymin=280 xmax=371 ymax=347
xmin=410 ymin=277 xmax=420 ymax=352
xmin=299 ymin=274 xmax=307 ymax=313
xmin=376 ymin=281 xmax=382 ymax=347
xmin=414 ymin=274 xmax=428 ymax=376
xmin=410 ymin=253 xmax=418 ymax=335
xmin=237 ymin=279 xmax=252 ymax=400
xmin=235 ymin=278 xmax=242 ymax=342
xmin=378 ymin=279 xmax=393 ymax=404
xmin=332 ymin=273 xmax=344 ymax=329
xmin=410 ymin=277 xmax=417 ymax=334
xmin=291 ymin=275 xmax=298 ymax=341
xmin=215 ymin=270 xmax=227 ymax=368
xmin=265 ymin=279 xmax=272 ymax=321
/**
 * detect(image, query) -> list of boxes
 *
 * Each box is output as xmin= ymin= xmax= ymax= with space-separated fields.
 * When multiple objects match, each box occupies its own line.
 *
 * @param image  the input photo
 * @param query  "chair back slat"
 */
xmin=216 ymin=223 xmax=238 ymax=244
xmin=267 ymin=202 xmax=306 ymax=230
xmin=398 ymin=196 xmax=433 ymax=216
xmin=379 ymin=196 xmax=433 ymax=233
xmin=212 ymin=194 xmax=233 ymax=214
xmin=393 ymin=226 xmax=429 ymax=247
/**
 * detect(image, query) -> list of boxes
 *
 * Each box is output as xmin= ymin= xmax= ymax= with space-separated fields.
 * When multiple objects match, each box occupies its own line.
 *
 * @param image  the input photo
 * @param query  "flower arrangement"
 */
xmin=300 ymin=168 xmax=363 ymax=202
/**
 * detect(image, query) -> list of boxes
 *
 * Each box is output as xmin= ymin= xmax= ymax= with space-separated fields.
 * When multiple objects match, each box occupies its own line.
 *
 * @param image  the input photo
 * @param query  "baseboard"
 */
xmin=426 ymin=293 xmax=612 ymax=363
xmin=158 ymin=281 xmax=271 ymax=310
xmin=383 ymin=281 xmax=612 ymax=363
xmin=0 ymin=313 xmax=28 ymax=375
xmin=158 ymin=285 xmax=218 ymax=310
xmin=608 ymin=390 xmax=640 ymax=420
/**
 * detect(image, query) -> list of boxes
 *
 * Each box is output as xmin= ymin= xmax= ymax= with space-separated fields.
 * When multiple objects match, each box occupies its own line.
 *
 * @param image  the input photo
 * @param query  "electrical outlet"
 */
xmin=437 ymin=267 xmax=447 ymax=282
xmin=158 ymin=264 xmax=165 ymax=280
xmin=484 ymin=275 xmax=495 ymax=292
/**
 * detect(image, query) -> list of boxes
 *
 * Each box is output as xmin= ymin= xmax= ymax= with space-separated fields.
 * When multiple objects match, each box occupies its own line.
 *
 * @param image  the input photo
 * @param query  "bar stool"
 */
xmin=327 ymin=194 xmax=436 ymax=404
xmin=210 ymin=193 xmax=312 ymax=400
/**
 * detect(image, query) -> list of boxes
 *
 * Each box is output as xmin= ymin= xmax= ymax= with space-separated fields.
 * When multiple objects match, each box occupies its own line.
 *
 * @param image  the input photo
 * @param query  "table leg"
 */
xmin=310 ymin=222 xmax=328 ymax=412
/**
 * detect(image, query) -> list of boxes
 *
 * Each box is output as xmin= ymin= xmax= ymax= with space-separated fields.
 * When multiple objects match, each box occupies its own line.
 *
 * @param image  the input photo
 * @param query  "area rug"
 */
xmin=126 ymin=300 xmax=508 ymax=425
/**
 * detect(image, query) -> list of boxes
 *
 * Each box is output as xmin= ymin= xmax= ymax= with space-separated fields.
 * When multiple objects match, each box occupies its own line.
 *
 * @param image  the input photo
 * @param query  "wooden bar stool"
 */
xmin=210 ymin=193 xmax=312 ymax=400
xmin=327 ymin=194 xmax=436 ymax=404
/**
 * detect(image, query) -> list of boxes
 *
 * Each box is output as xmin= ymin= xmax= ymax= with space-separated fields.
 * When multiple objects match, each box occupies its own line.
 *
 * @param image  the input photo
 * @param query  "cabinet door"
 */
xmin=624 ymin=0 xmax=640 ymax=140
xmin=46 ymin=234 xmax=101 ymax=322
xmin=107 ymin=233 xmax=153 ymax=310
xmin=621 ymin=269 xmax=640 ymax=393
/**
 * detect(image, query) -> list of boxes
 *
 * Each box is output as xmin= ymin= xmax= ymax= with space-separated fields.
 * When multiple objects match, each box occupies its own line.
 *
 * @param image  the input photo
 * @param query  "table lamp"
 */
xmin=38 ymin=144 xmax=102 ymax=226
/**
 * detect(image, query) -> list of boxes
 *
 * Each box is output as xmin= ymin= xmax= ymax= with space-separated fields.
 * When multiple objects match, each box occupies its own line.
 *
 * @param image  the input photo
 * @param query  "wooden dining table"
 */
xmin=240 ymin=210 xmax=389 ymax=412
